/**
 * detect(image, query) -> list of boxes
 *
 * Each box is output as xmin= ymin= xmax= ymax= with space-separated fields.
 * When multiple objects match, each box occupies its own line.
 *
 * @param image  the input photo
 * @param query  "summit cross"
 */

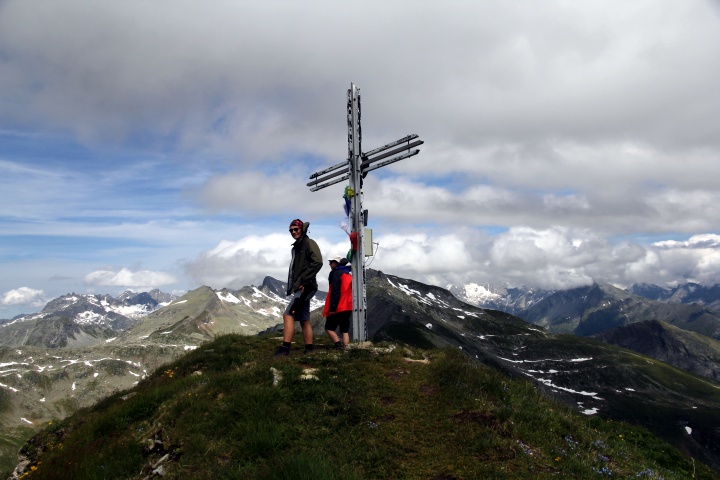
xmin=307 ymin=83 xmax=424 ymax=342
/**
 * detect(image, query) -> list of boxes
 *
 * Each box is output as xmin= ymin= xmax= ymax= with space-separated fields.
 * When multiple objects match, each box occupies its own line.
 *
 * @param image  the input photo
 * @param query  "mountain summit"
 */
xmin=11 ymin=334 xmax=717 ymax=479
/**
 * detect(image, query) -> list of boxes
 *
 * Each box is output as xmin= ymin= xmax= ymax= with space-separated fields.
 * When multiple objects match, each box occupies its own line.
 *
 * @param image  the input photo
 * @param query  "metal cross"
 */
xmin=308 ymin=83 xmax=424 ymax=342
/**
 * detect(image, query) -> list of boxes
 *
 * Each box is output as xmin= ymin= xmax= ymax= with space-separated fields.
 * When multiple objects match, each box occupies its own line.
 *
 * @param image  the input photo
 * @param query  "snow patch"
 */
xmin=526 ymin=373 xmax=600 ymax=398
xmin=1 ymin=362 xmax=24 ymax=369
xmin=0 ymin=382 xmax=19 ymax=393
xmin=75 ymin=310 xmax=105 ymax=325
xmin=112 ymin=304 xmax=152 ymax=318
xmin=216 ymin=291 xmax=241 ymax=303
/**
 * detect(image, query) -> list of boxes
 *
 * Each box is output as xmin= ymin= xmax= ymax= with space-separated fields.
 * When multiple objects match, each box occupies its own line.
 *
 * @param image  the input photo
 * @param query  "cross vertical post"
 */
xmin=347 ymin=83 xmax=367 ymax=342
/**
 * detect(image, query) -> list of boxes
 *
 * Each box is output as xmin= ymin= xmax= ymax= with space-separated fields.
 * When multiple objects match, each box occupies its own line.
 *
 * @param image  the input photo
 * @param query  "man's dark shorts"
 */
xmin=324 ymin=310 xmax=351 ymax=333
xmin=284 ymin=289 xmax=317 ymax=322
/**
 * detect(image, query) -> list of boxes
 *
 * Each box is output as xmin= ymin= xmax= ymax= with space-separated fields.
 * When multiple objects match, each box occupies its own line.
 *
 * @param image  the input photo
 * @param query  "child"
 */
xmin=323 ymin=256 xmax=352 ymax=349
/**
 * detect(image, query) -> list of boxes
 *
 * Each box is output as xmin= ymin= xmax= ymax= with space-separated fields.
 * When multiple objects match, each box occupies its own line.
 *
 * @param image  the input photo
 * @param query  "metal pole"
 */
xmin=348 ymin=83 xmax=367 ymax=342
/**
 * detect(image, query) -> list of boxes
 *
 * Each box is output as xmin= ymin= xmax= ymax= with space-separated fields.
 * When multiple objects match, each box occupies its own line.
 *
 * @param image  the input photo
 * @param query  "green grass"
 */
xmin=8 ymin=334 xmax=716 ymax=479
xmin=0 ymin=425 xmax=35 ymax=474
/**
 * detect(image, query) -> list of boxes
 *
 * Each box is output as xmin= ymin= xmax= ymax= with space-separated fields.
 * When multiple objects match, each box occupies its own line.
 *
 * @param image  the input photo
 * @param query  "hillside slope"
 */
xmin=8 ymin=335 xmax=716 ymax=480
xmin=0 ymin=343 xmax=187 ymax=474
xmin=359 ymin=271 xmax=720 ymax=472
xmin=593 ymin=320 xmax=720 ymax=382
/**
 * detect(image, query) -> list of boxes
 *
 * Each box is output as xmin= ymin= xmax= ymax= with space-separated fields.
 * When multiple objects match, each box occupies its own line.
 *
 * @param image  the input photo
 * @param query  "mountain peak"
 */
xmin=260 ymin=276 xmax=287 ymax=297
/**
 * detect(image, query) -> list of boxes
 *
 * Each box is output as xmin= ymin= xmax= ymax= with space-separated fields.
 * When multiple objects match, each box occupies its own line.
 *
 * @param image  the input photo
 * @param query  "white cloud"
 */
xmin=1 ymin=287 xmax=45 ymax=306
xmin=84 ymin=268 xmax=176 ymax=288
xmin=372 ymin=233 xmax=471 ymax=274
xmin=359 ymin=175 xmax=720 ymax=236
xmin=183 ymin=233 xmax=351 ymax=291
xmin=643 ymin=234 xmax=720 ymax=286
xmin=193 ymin=171 xmax=326 ymax=216
xmin=653 ymin=234 xmax=720 ymax=250
xmin=368 ymin=227 xmax=720 ymax=290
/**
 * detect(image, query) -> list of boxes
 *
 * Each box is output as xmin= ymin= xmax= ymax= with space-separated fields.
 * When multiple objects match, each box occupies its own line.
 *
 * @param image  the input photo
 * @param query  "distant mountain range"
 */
xmin=450 ymin=281 xmax=720 ymax=382
xmin=452 ymin=281 xmax=720 ymax=320
xmin=521 ymin=283 xmax=720 ymax=340
xmin=3 ymin=279 xmax=719 ymax=380
xmin=0 ymin=280 xmax=325 ymax=350
xmin=631 ymin=282 xmax=720 ymax=310
xmin=0 ymin=289 xmax=178 ymax=348
xmin=447 ymin=283 xmax=553 ymax=317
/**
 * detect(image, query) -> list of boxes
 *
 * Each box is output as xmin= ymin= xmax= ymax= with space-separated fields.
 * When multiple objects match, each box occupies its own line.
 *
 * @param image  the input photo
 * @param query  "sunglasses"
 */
xmin=289 ymin=227 xmax=301 ymax=233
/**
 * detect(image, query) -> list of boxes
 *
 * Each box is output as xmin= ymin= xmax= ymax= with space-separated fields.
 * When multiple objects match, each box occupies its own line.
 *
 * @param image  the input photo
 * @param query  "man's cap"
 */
xmin=329 ymin=256 xmax=344 ymax=263
xmin=289 ymin=219 xmax=303 ymax=229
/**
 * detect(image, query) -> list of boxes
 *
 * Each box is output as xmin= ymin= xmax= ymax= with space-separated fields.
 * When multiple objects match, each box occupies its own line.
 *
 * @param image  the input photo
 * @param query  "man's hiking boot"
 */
xmin=273 ymin=345 xmax=290 ymax=356
xmin=333 ymin=342 xmax=344 ymax=351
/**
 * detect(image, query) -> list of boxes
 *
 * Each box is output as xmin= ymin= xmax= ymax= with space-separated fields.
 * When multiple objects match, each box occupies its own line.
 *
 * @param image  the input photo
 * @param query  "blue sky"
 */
xmin=2 ymin=1 xmax=720 ymax=318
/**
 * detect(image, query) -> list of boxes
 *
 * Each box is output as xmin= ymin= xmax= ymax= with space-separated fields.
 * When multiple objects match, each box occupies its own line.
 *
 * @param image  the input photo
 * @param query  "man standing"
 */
xmin=323 ymin=256 xmax=352 ymax=350
xmin=274 ymin=219 xmax=323 ymax=356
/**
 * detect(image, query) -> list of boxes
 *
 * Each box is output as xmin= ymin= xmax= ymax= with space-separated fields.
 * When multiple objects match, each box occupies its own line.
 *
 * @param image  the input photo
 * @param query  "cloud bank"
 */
xmin=84 ymin=268 xmax=177 ymax=289
xmin=185 ymin=230 xmax=720 ymax=293
xmin=1 ymin=287 xmax=46 ymax=307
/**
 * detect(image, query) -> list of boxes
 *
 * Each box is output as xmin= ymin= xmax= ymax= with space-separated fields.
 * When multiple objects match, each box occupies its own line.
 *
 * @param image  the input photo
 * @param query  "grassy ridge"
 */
xmin=8 ymin=334 xmax=715 ymax=479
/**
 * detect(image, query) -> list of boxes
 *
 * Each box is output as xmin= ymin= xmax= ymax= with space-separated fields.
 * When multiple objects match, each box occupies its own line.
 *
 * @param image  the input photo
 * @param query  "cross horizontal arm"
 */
xmin=363 ymin=134 xmax=419 ymax=158
xmin=361 ymin=139 xmax=424 ymax=169
xmin=306 ymin=165 xmax=350 ymax=187
xmin=308 ymin=173 xmax=351 ymax=192
xmin=308 ymin=159 xmax=350 ymax=179
xmin=362 ymin=149 xmax=420 ymax=174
